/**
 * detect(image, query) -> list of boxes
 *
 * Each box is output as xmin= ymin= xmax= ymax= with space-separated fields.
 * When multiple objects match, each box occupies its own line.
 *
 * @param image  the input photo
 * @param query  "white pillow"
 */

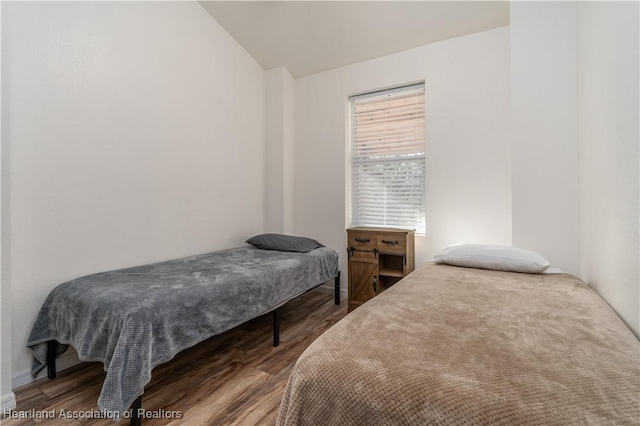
xmin=434 ymin=244 xmax=551 ymax=273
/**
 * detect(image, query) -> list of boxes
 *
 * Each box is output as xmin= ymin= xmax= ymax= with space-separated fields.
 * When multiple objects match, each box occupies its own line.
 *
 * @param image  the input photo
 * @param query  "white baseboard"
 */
xmin=1 ymin=392 xmax=16 ymax=411
xmin=12 ymin=349 xmax=81 ymax=390
xmin=313 ymin=282 xmax=348 ymax=298
xmin=11 ymin=368 xmax=36 ymax=389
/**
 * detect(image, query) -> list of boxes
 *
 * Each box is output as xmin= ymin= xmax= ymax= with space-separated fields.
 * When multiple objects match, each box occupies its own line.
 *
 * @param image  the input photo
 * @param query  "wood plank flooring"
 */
xmin=3 ymin=291 xmax=347 ymax=426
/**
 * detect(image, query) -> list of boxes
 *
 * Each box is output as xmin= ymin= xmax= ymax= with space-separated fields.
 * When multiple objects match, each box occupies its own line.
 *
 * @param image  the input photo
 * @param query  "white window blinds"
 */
xmin=350 ymin=83 xmax=426 ymax=234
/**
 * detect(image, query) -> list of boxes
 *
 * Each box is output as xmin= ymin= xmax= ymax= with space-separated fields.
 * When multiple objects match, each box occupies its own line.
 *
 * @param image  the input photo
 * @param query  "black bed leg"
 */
xmin=273 ymin=308 xmax=280 ymax=347
xmin=130 ymin=395 xmax=142 ymax=426
xmin=334 ymin=271 xmax=341 ymax=305
xmin=47 ymin=340 xmax=57 ymax=380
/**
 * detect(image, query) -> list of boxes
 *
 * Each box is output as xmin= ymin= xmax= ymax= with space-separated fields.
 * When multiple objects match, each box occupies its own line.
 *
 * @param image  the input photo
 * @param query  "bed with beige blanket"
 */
xmin=277 ymin=263 xmax=639 ymax=425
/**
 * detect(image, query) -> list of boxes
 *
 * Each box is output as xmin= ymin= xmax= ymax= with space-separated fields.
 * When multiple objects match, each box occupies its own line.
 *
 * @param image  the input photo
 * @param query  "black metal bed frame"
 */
xmin=45 ymin=271 xmax=341 ymax=426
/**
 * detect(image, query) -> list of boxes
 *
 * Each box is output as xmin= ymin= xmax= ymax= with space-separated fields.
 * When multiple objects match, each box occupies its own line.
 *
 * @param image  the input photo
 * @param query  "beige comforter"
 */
xmin=277 ymin=263 xmax=639 ymax=425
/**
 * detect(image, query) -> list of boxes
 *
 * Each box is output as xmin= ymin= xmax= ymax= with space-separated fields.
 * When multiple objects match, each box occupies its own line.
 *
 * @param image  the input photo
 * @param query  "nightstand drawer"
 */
xmin=348 ymin=232 xmax=377 ymax=252
xmin=376 ymin=234 xmax=407 ymax=254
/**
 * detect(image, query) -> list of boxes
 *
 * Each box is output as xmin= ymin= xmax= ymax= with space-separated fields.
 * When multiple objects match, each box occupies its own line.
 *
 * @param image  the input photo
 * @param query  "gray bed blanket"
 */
xmin=27 ymin=245 xmax=338 ymax=416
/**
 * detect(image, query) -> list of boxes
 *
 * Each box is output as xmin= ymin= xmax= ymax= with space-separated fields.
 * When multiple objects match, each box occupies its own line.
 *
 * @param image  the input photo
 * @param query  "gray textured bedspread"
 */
xmin=28 ymin=246 xmax=338 ymax=416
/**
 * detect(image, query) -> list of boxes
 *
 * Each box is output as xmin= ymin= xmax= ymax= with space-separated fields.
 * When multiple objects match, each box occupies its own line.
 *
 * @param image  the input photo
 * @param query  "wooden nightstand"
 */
xmin=347 ymin=227 xmax=415 ymax=312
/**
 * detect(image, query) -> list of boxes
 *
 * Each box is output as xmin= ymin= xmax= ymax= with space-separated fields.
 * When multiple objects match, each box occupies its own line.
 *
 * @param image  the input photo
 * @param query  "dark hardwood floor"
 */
xmin=3 ymin=291 xmax=347 ymax=426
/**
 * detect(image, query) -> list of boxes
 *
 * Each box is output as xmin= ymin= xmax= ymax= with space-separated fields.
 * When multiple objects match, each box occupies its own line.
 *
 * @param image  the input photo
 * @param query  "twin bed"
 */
xmin=277 ymin=261 xmax=640 ymax=425
xmin=28 ymin=238 xmax=339 ymax=422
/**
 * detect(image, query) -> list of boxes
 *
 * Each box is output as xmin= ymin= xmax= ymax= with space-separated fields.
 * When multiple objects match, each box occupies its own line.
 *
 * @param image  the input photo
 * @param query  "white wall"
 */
xmin=1 ymin=2 xmax=17 ymax=410
xmin=282 ymin=70 xmax=295 ymax=235
xmin=3 ymin=1 xmax=265 ymax=380
xmin=294 ymin=27 xmax=512 ymax=279
xmin=510 ymin=2 xmax=579 ymax=276
xmin=577 ymin=1 xmax=639 ymax=337
xmin=264 ymin=67 xmax=295 ymax=234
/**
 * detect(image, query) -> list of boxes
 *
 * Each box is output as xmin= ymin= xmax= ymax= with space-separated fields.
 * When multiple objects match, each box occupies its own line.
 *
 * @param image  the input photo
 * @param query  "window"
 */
xmin=350 ymin=83 xmax=426 ymax=234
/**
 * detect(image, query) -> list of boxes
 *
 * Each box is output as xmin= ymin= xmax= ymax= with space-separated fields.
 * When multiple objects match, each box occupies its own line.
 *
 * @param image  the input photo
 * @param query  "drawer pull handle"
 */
xmin=372 ymin=276 xmax=377 ymax=293
xmin=382 ymin=240 xmax=399 ymax=245
xmin=355 ymin=238 xmax=370 ymax=243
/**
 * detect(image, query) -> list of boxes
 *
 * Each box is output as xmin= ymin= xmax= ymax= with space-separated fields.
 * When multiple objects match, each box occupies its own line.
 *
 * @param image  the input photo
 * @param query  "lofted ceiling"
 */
xmin=199 ymin=1 xmax=510 ymax=78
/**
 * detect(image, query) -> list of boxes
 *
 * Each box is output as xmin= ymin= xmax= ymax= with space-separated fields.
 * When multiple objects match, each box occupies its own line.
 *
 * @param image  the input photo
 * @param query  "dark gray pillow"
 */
xmin=246 ymin=233 xmax=324 ymax=253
